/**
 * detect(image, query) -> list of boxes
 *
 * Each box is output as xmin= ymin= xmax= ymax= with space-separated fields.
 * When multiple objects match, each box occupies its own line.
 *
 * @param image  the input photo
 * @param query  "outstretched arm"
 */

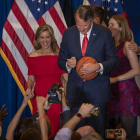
xmin=6 ymin=92 xmax=33 ymax=140
xmin=26 ymin=75 xmax=35 ymax=98
xmin=54 ymin=103 xmax=94 ymax=140
xmin=36 ymin=96 xmax=48 ymax=140
xmin=62 ymin=103 xmax=94 ymax=130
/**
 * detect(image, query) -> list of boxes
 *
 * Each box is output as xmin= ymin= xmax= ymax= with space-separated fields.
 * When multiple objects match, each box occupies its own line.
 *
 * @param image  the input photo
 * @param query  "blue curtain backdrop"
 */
xmin=0 ymin=0 xmax=32 ymax=137
xmin=123 ymin=0 xmax=140 ymax=46
xmin=0 ymin=0 xmax=140 ymax=137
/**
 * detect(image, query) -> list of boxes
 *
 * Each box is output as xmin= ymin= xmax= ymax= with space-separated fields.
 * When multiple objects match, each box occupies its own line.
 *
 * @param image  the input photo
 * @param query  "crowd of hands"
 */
xmin=0 ymin=41 xmax=140 ymax=140
xmin=0 ymin=42 xmax=140 ymax=139
xmin=0 ymin=87 xmax=140 ymax=140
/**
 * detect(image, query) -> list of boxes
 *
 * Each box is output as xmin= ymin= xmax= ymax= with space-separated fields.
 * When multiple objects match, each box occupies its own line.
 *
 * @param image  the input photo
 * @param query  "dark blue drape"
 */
xmin=123 ymin=0 xmax=140 ymax=46
xmin=0 ymin=0 xmax=140 ymax=137
xmin=0 ymin=0 xmax=31 ymax=137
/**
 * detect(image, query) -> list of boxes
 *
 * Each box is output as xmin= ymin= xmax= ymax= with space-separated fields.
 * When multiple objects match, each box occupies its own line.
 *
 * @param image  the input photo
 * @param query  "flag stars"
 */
xmin=107 ymin=0 xmax=111 ymax=2
xmin=38 ymin=0 xmax=41 ymax=3
xmin=106 ymin=16 xmax=110 ymax=20
xmin=102 ymin=6 xmax=105 ymax=9
xmin=114 ymin=8 xmax=118 ymax=12
xmin=122 ymin=1 xmax=124 ymax=4
xmin=37 ymin=8 xmax=40 ymax=11
xmin=107 ymin=7 xmax=110 ymax=11
xmin=114 ymin=0 xmax=118 ymax=3
xmin=102 ymin=0 xmax=105 ymax=1
xmin=44 ymin=1 xmax=48 ymax=5
xmin=32 ymin=0 xmax=35 ymax=1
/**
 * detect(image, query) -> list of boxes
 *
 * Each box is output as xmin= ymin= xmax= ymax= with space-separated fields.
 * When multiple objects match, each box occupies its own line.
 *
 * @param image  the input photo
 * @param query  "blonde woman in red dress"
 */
xmin=26 ymin=24 xmax=68 ymax=138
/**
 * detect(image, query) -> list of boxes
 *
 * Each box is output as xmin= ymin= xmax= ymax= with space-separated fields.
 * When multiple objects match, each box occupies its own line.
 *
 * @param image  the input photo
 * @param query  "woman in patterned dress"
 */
xmin=106 ymin=15 xmax=140 ymax=138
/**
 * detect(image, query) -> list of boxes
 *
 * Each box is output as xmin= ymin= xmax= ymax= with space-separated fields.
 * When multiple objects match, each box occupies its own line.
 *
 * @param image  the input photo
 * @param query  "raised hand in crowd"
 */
xmin=0 ymin=104 xmax=8 ymax=122
xmin=25 ymin=85 xmax=35 ymax=100
xmin=0 ymin=104 xmax=8 ymax=137
xmin=6 ymin=91 xmax=33 ymax=140
xmin=43 ymin=94 xmax=51 ymax=111
xmin=54 ymin=103 xmax=94 ymax=140
xmin=115 ymin=128 xmax=127 ymax=140
xmin=56 ymin=87 xmax=67 ymax=107
xmin=63 ymin=103 xmax=94 ymax=130
xmin=77 ymin=103 xmax=94 ymax=118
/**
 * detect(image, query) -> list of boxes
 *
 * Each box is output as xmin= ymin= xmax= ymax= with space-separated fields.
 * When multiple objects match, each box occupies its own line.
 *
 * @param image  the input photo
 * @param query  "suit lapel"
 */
xmin=73 ymin=27 xmax=83 ymax=58
xmin=86 ymin=23 xmax=99 ymax=55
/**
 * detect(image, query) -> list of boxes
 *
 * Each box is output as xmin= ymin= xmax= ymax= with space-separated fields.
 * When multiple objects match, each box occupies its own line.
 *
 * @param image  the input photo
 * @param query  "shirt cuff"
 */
xmin=63 ymin=106 xmax=70 ymax=112
xmin=66 ymin=62 xmax=72 ymax=73
xmin=96 ymin=63 xmax=103 ymax=75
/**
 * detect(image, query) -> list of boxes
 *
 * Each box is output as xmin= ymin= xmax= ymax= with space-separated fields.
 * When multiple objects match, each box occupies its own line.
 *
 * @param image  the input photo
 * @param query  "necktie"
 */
xmin=82 ymin=34 xmax=88 ymax=57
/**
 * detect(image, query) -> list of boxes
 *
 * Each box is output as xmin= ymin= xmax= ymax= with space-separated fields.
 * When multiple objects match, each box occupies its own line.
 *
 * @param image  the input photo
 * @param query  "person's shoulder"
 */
xmin=64 ymin=25 xmax=77 ymax=33
xmin=29 ymin=51 xmax=38 ymax=57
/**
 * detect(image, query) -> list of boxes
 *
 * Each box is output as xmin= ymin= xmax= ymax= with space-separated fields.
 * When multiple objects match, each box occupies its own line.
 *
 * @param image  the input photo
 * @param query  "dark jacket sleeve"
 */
xmin=101 ymin=29 xmax=119 ymax=75
xmin=62 ymin=110 xmax=71 ymax=125
xmin=58 ymin=30 xmax=71 ymax=72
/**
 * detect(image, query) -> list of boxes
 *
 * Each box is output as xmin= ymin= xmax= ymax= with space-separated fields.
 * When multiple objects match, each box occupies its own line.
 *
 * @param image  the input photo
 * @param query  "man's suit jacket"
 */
xmin=58 ymin=23 xmax=119 ymax=106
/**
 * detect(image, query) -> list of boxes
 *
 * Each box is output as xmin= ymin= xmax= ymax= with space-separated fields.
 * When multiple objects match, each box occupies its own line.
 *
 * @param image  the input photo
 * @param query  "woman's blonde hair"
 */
xmin=111 ymin=14 xmax=132 ymax=43
xmin=35 ymin=24 xmax=59 ymax=54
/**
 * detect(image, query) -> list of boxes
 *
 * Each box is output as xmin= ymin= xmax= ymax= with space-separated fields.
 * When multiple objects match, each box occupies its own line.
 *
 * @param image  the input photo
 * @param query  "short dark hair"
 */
xmin=20 ymin=128 xmax=41 ymax=140
xmin=90 ymin=5 xmax=105 ymax=24
xmin=16 ymin=118 xmax=39 ymax=140
xmin=74 ymin=5 xmax=94 ymax=22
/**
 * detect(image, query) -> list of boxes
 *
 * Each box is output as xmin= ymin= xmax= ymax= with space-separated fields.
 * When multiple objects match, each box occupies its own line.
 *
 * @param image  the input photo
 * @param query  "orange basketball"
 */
xmin=76 ymin=56 xmax=98 ymax=80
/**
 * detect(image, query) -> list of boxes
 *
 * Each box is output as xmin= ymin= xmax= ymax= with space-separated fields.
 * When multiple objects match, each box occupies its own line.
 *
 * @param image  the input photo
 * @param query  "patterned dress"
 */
xmin=106 ymin=42 xmax=140 ymax=116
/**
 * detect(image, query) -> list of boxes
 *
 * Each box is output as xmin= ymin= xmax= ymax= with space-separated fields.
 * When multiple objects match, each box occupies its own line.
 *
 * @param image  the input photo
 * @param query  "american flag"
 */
xmin=0 ymin=0 xmax=67 ymax=112
xmin=83 ymin=0 xmax=127 ymax=24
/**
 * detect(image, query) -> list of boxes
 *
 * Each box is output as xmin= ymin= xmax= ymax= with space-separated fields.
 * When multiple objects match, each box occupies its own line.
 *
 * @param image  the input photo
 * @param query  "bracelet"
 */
xmin=0 ymin=122 xmax=2 ymax=127
xmin=36 ymin=115 xmax=45 ymax=120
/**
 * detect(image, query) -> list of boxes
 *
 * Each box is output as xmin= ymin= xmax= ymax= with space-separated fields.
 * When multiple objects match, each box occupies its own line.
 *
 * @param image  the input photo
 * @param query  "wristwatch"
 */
xmin=76 ymin=113 xmax=83 ymax=120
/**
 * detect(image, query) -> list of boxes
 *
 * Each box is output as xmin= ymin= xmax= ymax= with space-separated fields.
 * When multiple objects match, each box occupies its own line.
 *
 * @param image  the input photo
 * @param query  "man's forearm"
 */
xmin=62 ymin=115 xmax=80 ymax=130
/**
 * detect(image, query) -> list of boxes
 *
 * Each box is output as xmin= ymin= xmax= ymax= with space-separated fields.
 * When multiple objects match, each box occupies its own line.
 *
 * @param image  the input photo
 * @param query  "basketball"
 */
xmin=76 ymin=56 xmax=98 ymax=80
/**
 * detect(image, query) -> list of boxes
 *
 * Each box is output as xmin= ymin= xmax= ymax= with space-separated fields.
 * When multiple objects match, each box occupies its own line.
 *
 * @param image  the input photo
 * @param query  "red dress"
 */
xmin=28 ymin=55 xmax=65 ymax=137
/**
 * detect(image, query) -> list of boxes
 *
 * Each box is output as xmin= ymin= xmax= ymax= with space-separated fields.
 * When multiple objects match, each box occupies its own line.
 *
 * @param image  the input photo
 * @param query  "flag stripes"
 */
xmin=1 ymin=0 xmax=67 ymax=113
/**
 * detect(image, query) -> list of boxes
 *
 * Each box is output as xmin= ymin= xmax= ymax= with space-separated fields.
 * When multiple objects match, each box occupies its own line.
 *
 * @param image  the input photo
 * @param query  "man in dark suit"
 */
xmin=58 ymin=5 xmax=119 ymax=136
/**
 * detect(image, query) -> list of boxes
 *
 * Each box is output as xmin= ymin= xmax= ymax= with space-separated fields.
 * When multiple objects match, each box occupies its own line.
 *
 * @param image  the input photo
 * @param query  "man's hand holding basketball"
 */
xmin=67 ymin=57 xmax=77 ymax=68
xmin=81 ymin=63 xmax=100 ymax=74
